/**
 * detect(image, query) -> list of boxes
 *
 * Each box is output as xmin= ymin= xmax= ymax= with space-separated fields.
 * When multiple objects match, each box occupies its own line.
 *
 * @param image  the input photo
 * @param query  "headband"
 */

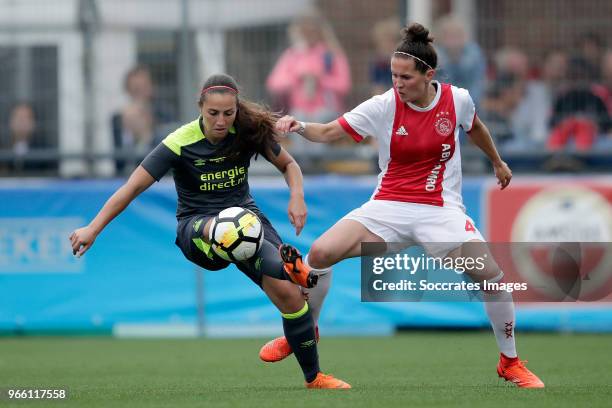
xmin=201 ymin=85 xmax=238 ymax=95
xmin=394 ymin=51 xmax=434 ymax=71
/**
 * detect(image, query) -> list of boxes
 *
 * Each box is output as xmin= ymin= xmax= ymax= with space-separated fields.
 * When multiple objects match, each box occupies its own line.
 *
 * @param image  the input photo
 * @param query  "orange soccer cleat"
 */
xmin=497 ymin=353 xmax=545 ymax=388
xmin=306 ymin=372 xmax=351 ymax=389
xmin=259 ymin=336 xmax=293 ymax=363
xmin=279 ymin=244 xmax=318 ymax=288
xmin=260 ymin=326 xmax=319 ymax=363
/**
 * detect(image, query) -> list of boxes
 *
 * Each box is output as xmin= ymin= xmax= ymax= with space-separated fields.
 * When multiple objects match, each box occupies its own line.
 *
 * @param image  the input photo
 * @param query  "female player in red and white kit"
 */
xmin=261 ymin=23 xmax=544 ymax=388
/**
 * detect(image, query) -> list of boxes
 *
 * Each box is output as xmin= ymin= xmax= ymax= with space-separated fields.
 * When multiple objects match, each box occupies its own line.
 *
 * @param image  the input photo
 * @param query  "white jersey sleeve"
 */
xmin=338 ymin=89 xmax=395 ymax=142
xmin=451 ymin=85 xmax=476 ymax=132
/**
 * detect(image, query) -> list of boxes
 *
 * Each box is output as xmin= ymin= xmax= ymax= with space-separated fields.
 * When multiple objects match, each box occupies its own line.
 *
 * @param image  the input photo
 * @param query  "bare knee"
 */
xmin=203 ymin=218 xmax=213 ymax=243
xmin=458 ymin=240 xmax=504 ymax=288
xmin=308 ymin=240 xmax=334 ymax=269
xmin=468 ymin=263 xmax=504 ymax=294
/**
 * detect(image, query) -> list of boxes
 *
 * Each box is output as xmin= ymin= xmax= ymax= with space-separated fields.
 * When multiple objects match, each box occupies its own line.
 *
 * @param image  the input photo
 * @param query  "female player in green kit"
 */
xmin=69 ymin=73 xmax=350 ymax=389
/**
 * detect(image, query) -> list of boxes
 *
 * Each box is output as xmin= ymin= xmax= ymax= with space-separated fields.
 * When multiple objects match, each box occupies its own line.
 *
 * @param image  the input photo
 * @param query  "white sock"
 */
xmin=483 ymin=290 xmax=517 ymax=358
xmin=302 ymin=253 xmax=333 ymax=325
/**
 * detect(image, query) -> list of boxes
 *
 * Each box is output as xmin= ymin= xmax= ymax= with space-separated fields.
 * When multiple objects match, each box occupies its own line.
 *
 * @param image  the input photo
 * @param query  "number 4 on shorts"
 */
xmin=465 ymin=219 xmax=476 ymax=233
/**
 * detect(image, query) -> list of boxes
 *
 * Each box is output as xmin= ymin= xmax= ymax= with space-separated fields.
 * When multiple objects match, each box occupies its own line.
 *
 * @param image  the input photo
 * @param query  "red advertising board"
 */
xmin=485 ymin=179 xmax=612 ymax=302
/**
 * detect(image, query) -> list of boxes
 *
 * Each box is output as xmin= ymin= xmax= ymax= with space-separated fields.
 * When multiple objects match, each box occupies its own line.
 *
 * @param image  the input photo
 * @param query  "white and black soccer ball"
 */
xmin=209 ymin=207 xmax=264 ymax=262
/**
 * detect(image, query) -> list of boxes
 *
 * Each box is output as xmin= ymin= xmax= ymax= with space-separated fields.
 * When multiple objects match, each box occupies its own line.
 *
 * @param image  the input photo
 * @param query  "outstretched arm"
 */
xmin=467 ymin=116 xmax=512 ymax=189
xmin=266 ymin=146 xmax=307 ymax=236
xmin=275 ymin=115 xmax=347 ymax=143
xmin=69 ymin=165 xmax=156 ymax=256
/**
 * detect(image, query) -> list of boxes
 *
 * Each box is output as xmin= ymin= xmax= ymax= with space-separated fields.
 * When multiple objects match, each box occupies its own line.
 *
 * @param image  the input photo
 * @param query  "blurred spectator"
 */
xmin=593 ymin=50 xmax=612 ymax=115
xmin=494 ymin=47 xmax=530 ymax=79
xmin=8 ymin=102 xmax=40 ymax=172
xmin=369 ymin=17 xmax=400 ymax=96
xmin=547 ymin=56 xmax=610 ymax=151
xmin=120 ymin=101 xmax=159 ymax=170
xmin=123 ymin=65 xmax=173 ymax=122
xmin=479 ymin=74 xmax=524 ymax=147
xmin=434 ymin=15 xmax=486 ymax=107
xmin=511 ymin=49 xmax=568 ymax=146
xmin=266 ymin=11 xmax=351 ymax=153
xmin=112 ymin=65 xmax=173 ymax=173
xmin=577 ymin=32 xmax=606 ymax=81
xmin=495 ymin=46 xmax=554 ymax=147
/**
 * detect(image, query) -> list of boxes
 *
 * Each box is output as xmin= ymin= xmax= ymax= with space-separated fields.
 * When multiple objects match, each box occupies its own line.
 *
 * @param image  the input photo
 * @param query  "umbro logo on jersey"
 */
xmin=395 ymin=126 xmax=408 ymax=136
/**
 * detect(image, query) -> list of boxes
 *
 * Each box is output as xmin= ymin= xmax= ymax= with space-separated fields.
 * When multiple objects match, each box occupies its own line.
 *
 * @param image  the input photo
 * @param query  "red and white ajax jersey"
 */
xmin=338 ymin=81 xmax=476 ymax=211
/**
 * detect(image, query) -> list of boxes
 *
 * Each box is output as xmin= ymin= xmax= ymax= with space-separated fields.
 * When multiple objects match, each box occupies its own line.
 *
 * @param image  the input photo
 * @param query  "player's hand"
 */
xmin=288 ymin=195 xmax=307 ymax=236
xmin=69 ymin=226 xmax=97 ymax=257
xmin=493 ymin=161 xmax=512 ymax=190
xmin=275 ymin=115 xmax=301 ymax=135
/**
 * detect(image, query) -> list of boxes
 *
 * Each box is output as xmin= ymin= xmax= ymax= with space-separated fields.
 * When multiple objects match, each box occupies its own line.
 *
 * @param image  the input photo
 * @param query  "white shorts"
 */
xmin=343 ymin=199 xmax=484 ymax=258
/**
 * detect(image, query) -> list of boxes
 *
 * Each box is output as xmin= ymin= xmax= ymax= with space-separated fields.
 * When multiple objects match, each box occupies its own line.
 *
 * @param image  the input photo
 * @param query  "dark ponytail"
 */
xmin=396 ymin=23 xmax=437 ymax=73
xmin=231 ymin=99 xmax=279 ymax=159
xmin=199 ymin=73 xmax=279 ymax=159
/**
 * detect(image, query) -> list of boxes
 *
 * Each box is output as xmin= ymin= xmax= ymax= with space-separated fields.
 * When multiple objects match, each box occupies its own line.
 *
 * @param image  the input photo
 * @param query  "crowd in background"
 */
xmin=1 ymin=11 xmax=610 ymax=176
xmin=261 ymin=12 xmax=611 ymax=173
xmin=366 ymin=16 xmax=612 ymax=156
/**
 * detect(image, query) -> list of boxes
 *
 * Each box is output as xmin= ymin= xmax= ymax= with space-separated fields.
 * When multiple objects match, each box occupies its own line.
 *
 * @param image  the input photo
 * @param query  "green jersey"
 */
xmin=141 ymin=117 xmax=280 ymax=219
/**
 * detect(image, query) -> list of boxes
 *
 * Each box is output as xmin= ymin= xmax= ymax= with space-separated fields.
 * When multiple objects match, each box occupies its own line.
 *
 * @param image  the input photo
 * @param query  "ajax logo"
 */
xmin=434 ymin=111 xmax=453 ymax=136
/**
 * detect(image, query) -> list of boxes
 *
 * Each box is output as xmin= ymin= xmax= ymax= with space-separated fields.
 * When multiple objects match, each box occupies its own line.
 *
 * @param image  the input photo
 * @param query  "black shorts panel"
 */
xmin=175 ymin=209 xmax=283 ymax=286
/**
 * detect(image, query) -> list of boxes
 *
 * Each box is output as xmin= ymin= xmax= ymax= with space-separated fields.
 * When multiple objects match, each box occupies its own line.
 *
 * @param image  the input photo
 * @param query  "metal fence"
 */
xmin=0 ymin=0 xmax=610 ymax=177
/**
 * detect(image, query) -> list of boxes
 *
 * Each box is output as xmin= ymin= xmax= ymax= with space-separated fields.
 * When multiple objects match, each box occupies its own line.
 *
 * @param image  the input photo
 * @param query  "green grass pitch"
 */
xmin=1 ymin=332 xmax=611 ymax=407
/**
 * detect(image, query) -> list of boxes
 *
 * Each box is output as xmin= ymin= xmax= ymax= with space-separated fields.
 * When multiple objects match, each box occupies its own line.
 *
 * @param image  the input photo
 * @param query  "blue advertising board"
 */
xmin=1 ymin=177 xmax=610 ymax=335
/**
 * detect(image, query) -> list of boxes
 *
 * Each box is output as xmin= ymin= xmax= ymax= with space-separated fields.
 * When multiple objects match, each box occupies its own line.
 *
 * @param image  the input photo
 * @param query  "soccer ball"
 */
xmin=209 ymin=207 xmax=264 ymax=262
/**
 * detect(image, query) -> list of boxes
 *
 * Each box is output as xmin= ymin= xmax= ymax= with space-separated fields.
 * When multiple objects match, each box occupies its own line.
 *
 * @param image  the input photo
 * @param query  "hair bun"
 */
xmin=401 ymin=23 xmax=433 ymax=44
